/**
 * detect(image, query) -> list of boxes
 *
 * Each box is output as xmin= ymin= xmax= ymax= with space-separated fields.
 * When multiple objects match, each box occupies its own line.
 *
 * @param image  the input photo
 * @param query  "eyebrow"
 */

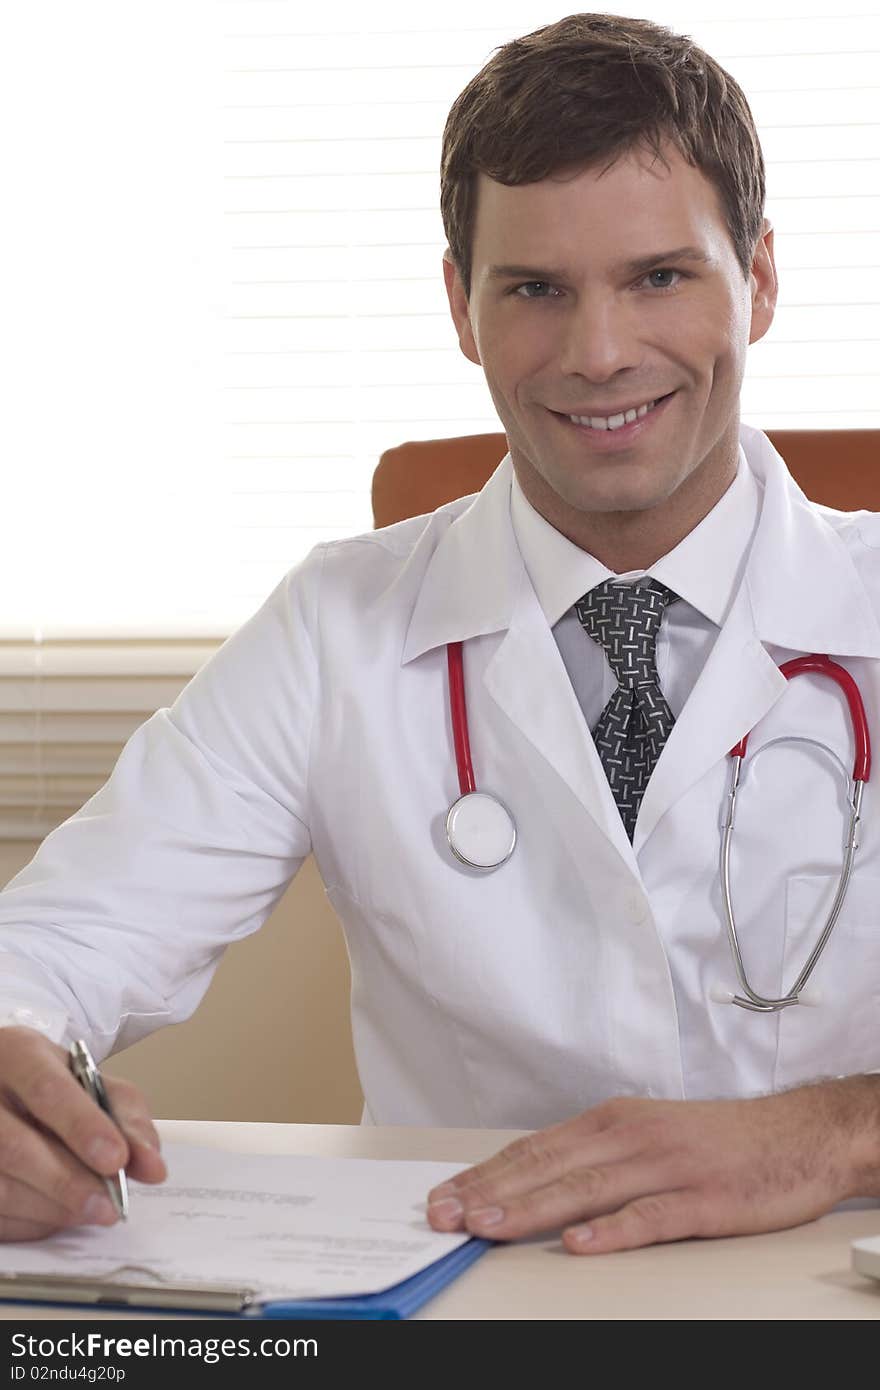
xmin=486 ymin=247 xmax=713 ymax=281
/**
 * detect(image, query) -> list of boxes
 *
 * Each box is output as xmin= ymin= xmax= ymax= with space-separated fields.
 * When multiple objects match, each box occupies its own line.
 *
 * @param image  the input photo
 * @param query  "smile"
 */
xmin=564 ymin=395 xmax=671 ymax=431
xmin=550 ymin=391 xmax=677 ymax=449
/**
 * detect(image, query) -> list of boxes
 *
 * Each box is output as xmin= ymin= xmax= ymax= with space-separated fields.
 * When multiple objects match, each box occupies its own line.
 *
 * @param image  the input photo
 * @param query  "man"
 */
xmin=0 ymin=13 xmax=878 ymax=1254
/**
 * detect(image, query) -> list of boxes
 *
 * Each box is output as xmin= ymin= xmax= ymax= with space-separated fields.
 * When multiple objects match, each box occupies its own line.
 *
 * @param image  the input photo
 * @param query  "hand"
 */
xmin=426 ymin=1080 xmax=880 ymax=1254
xmin=0 ymin=1026 xmax=166 ymax=1241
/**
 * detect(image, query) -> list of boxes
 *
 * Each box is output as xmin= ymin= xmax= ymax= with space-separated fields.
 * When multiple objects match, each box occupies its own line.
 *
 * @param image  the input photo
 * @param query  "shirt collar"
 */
xmin=509 ymin=446 xmax=761 ymax=628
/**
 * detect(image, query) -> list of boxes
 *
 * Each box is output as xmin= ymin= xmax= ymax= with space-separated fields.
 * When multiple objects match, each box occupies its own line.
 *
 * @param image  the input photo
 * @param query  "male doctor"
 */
xmin=0 ymin=12 xmax=878 ymax=1255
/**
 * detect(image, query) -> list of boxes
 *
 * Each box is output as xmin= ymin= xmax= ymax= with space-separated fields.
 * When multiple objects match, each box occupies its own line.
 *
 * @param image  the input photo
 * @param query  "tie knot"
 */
xmin=575 ymin=578 xmax=678 ymax=687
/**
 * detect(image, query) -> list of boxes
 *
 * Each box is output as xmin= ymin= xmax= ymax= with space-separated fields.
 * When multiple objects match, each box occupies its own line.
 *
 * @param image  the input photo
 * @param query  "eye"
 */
xmin=513 ymin=281 xmax=561 ymax=299
xmin=642 ymin=268 xmax=683 ymax=292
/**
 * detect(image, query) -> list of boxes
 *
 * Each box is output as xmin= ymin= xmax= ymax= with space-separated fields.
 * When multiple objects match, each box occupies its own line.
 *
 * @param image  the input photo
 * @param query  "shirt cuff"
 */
xmin=0 ymin=1000 xmax=68 ymax=1043
xmin=0 ymin=955 xmax=70 ymax=1044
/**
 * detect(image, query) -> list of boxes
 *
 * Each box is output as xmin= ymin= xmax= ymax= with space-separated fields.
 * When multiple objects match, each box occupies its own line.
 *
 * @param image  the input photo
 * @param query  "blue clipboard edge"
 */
xmin=0 ymin=1238 xmax=493 ymax=1321
xmin=254 ymin=1236 xmax=493 ymax=1320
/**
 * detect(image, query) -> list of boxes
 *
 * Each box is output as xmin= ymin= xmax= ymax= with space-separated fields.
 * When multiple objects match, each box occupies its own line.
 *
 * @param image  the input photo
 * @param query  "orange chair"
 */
xmin=372 ymin=429 xmax=879 ymax=529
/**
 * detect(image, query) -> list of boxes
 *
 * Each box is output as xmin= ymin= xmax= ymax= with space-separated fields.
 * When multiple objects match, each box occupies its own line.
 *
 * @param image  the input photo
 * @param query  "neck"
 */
xmin=513 ymin=427 xmax=739 ymax=572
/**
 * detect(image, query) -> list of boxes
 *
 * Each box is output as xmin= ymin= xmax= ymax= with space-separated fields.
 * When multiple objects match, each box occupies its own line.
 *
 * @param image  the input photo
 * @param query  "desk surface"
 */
xmin=8 ymin=1120 xmax=880 ymax=1320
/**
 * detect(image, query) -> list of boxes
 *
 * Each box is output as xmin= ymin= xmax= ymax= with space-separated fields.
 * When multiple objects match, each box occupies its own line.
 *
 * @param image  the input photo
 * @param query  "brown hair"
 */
xmin=440 ymin=13 xmax=765 ymax=295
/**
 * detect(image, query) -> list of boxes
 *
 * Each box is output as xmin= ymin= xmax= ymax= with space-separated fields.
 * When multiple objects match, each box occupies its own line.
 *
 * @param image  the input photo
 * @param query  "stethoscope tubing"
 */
xmin=720 ymin=654 xmax=871 ymax=1011
xmin=728 ymin=654 xmax=871 ymax=780
xmin=448 ymin=641 xmax=476 ymax=797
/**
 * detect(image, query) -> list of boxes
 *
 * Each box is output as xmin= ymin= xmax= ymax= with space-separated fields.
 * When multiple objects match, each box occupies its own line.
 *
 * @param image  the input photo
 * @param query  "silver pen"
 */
xmin=68 ymin=1039 xmax=129 ymax=1220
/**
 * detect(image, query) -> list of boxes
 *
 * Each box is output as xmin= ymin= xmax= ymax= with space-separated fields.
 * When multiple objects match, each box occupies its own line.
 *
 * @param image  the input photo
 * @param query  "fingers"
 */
xmin=101 ymin=1078 xmax=167 ymax=1185
xmin=427 ymin=1103 xmax=649 ymax=1236
xmin=427 ymin=1145 xmax=705 ymax=1253
xmin=0 ymin=1112 xmax=121 ymax=1230
xmin=429 ymin=1157 xmax=672 ymax=1242
xmin=428 ymin=1108 xmax=618 ymax=1209
xmin=0 ymin=1215 xmax=73 ymax=1243
xmin=2 ymin=1030 xmax=129 ymax=1179
xmin=426 ymin=1099 xmax=699 ymax=1247
xmin=563 ymin=1190 xmax=703 ymax=1255
xmin=0 ymin=1167 xmax=85 ymax=1232
xmin=0 ymin=1176 xmax=104 ymax=1236
xmin=123 ymin=1134 xmax=167 ymax=1185
xmin=0 ymin=1027 xmax=166 ymax=1240
xmin=428 ymin=1134 xmax=556 ymax=1200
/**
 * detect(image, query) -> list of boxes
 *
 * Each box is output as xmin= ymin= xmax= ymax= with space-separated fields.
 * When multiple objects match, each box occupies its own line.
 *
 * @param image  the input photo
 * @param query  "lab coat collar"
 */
xmin=402 ymin=424 xmax=880 ymax=665
xmin=401 ymin=457 xmax=520 ymax=664
xmin=740 ymin=422 xmax=880 ymax=658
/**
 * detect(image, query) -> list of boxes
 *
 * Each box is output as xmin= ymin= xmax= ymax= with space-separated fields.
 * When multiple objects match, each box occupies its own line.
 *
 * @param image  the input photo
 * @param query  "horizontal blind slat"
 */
xmin=0 ymin=637 xmax=218 ymax=834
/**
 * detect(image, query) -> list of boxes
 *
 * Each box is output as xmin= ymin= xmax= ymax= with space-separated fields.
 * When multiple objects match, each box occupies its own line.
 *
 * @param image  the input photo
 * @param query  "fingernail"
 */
xmin=430 ymin=1182 xmax=457 ymax=1200
xmin=428 ymin=1197 xmax=463 ymax=1221
xmin=88 ymin=1136 xmax=124 ymax=1169
xmin=83 ymin=1193 xmax=117 ymax=1225
xmin=131 ymin=1123 xmax=161 ymax=1151
xmin=568 ymin=1225 xmax=594 ymax=1246
xmin=468 ymin=1206 xmax=505 ymax=1228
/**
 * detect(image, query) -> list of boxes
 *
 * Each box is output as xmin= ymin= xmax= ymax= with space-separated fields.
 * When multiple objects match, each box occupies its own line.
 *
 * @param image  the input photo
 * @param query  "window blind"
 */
xmin=0 ymin=639 xmax=219 ymax=840
xmin=1 ymin=1 xmax=877 ymax=837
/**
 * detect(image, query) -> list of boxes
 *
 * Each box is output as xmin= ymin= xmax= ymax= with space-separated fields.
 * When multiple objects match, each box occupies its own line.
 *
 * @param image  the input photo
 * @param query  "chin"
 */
xmin=548 ymin=468 xmax=675 ymax=517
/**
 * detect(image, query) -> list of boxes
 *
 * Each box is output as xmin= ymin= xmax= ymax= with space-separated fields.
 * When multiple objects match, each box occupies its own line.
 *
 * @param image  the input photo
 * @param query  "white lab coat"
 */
xmin=1 ymin=422 xmax=880 ymax=1127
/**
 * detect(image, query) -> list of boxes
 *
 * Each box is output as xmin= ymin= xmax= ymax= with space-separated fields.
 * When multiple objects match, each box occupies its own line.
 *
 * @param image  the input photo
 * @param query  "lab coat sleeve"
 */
xmin=0 ymin=546 xmax=325 ymax=1060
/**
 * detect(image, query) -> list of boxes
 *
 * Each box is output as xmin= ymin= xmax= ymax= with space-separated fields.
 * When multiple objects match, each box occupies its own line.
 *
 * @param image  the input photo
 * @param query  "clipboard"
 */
xmin=0 ymin=1238 xmax=491 ymax=1320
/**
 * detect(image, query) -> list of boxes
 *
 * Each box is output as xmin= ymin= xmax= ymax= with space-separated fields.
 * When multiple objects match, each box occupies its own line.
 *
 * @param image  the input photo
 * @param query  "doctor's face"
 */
xmin=444 ymin=143 xmax=777 ymax=562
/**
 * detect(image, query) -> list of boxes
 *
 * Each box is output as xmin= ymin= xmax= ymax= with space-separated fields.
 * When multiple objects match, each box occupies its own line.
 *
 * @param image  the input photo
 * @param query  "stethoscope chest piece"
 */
xmin=446 ymin=791 xmax=517 ymax=870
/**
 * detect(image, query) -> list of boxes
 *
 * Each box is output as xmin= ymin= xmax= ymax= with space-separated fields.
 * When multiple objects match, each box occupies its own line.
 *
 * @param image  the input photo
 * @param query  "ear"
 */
xmin=442 ymin=251 xmax=482 ymax=366
xmin=748 ymin=218 xmax=778 ymax=346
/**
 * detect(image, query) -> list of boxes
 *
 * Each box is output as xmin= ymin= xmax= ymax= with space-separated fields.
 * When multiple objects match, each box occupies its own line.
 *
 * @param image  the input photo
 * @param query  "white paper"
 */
xmin=0 ymin=1143 xmax=473 ymax=1303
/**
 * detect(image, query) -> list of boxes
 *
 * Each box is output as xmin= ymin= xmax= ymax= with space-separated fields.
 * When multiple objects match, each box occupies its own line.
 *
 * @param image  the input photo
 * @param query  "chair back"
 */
xmin=372 ymin=429 xmax=879 ymax=528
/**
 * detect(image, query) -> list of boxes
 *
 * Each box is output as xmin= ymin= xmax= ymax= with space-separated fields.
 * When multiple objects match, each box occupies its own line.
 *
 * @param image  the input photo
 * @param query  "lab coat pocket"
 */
xmin=774 ymin=874 xmax=880 ymax=1089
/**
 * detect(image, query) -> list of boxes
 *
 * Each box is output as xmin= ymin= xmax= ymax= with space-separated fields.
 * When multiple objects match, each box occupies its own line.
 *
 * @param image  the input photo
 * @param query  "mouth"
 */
xmin=549 ymin=391 xmax=677 ymax=449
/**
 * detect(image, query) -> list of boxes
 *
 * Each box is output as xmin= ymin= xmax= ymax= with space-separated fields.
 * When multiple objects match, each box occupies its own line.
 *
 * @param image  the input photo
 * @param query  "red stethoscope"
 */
xmin=446 ymin=642 xmax=517 ymax=869
xmin=447 ymin=646 xmax=872 ymax=1012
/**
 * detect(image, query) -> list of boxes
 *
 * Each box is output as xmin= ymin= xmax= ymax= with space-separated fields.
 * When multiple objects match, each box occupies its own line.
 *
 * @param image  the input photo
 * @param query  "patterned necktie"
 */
xmin=575 ymin=578 xmax=680 ymax=842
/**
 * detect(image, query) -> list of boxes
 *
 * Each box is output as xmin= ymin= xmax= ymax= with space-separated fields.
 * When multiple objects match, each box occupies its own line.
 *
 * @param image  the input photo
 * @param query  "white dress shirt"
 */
xmin=510 ymin=447 xmax=764 ymax=730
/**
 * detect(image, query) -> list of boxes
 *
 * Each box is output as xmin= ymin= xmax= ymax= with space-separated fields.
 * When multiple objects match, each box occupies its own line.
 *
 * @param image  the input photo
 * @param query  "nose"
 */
xmin=557 ymin=291 xmax=643 ymax=382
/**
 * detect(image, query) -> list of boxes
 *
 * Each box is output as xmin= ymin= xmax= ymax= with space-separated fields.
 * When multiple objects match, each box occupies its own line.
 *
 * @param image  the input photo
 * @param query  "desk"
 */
xmin=6 ymin=1120 xmax=880 ymax=1320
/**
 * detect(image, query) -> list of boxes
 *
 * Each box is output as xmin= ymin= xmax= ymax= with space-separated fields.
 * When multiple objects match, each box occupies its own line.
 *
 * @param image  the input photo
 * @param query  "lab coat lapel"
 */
xmin=403 ymin=456 xmax=637 ymax=871
xmin=634 ymin=424 xmax=880 ymax=852
xmin=484 ymin=574 xmax=637 ymax=871
xmin=633 ymin=584 xmax=786 ymax=851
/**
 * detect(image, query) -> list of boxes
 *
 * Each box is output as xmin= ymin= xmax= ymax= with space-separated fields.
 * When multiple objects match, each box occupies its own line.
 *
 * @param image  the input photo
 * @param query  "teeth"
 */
xmin=568 ymin=398 xmax=659 ymax=431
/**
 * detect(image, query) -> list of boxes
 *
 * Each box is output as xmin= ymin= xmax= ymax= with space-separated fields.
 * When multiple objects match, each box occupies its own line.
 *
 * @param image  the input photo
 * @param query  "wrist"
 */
xmin=824 ymin=1075 xmax=880 ymax=1199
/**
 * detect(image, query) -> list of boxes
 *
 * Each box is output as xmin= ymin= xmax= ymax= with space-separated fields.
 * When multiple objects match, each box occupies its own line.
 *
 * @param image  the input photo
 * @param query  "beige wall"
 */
xmin=0 ymin=843 xmax=363 ymax=1124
